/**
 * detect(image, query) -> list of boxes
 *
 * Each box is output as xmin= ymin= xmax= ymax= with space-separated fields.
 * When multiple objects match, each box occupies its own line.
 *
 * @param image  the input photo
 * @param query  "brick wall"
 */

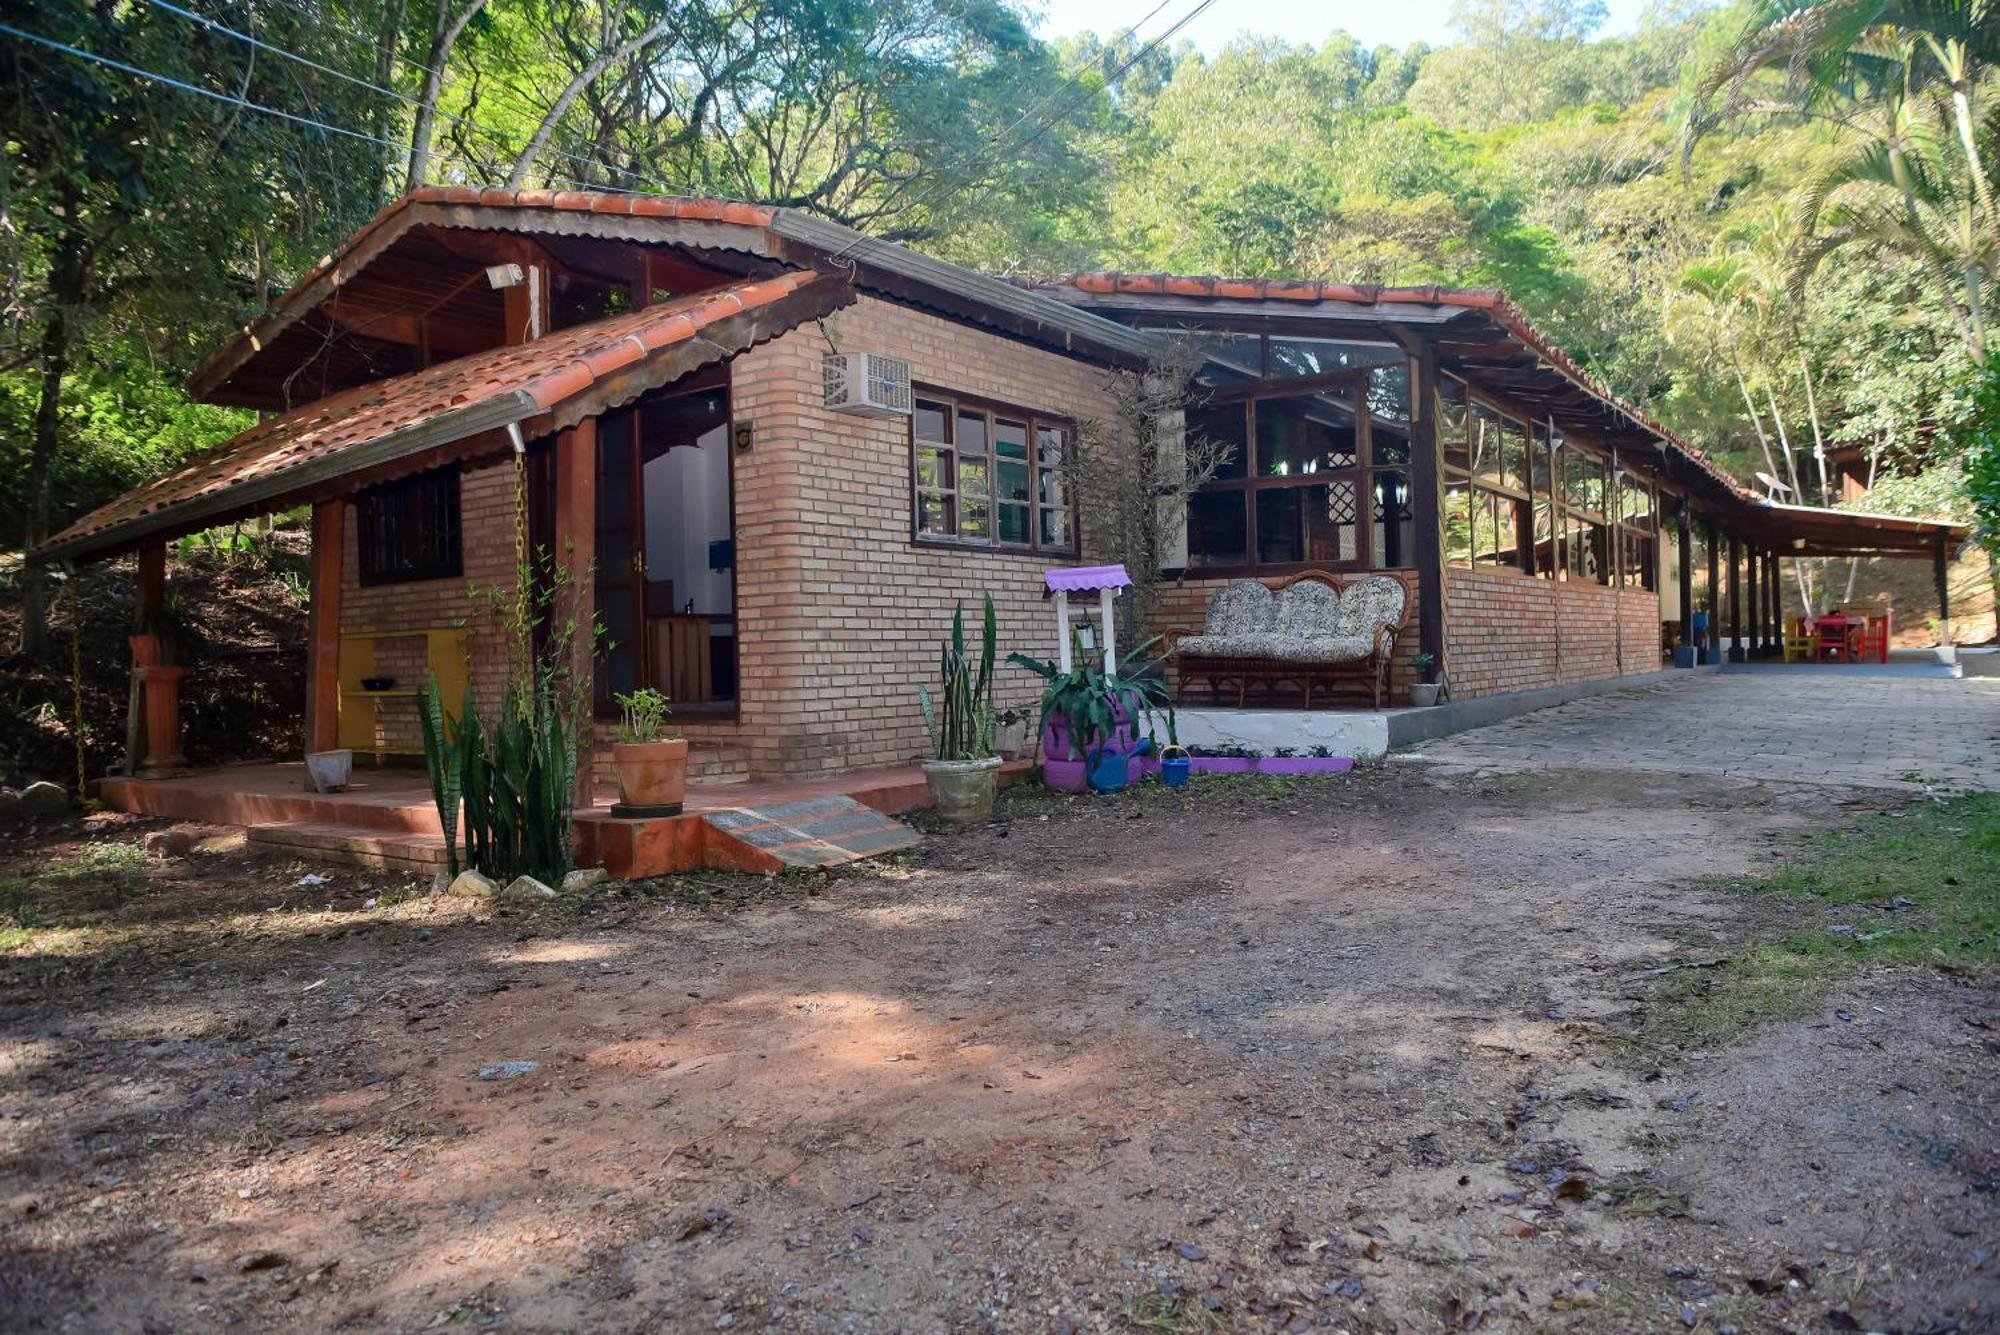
xmin=338 ymin=458 xmax=521 ymax=753
xmin=1443 ymin=566 xmax=1665 ymax=699
xmin=1149 ymin=570 xmax=1421 ymax=705
xmin=716 ymin=294 xmax=1124 ymax=776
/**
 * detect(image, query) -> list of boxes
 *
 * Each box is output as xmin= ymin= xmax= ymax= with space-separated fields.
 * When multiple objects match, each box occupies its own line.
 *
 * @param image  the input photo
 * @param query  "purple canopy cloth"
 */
xmin=1044 ymin=564 xmax=1130 ymax=594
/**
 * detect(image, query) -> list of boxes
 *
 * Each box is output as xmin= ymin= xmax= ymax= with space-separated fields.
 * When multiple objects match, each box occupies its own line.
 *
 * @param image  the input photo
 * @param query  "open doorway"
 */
xmin=595 ymin=371 xmax=737 ymax=717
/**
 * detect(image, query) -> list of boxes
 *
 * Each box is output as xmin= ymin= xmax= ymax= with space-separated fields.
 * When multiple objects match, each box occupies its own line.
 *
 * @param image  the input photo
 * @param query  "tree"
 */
xmin=2 ymin=0 xmax=384 ymax=652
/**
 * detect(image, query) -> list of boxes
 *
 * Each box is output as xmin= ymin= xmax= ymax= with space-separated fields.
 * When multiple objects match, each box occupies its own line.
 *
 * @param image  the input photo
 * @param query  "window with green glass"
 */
xmin=911 ymin=391 xmax=1075 ymax=554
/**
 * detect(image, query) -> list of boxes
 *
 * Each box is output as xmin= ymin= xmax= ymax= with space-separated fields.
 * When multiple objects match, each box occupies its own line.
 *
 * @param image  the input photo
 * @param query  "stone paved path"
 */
xmin=1399 ymin=664 xmax=2000 ymax=791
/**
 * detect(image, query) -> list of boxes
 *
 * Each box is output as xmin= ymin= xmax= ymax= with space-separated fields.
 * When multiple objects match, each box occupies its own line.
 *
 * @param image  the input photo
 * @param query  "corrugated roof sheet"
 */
xmin=191 ymin=188 xmax=1162 ymax=403
xmin=42 ymin=272 xmax=844 ymax=562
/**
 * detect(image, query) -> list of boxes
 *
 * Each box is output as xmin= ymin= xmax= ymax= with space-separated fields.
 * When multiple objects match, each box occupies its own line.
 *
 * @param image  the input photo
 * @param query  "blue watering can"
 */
xmin=1087 ymin=737 xmax=1152 ymax=794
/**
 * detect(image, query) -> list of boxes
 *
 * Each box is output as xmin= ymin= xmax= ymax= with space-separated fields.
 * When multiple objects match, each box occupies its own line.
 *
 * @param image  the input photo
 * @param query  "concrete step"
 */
xmin=248 ymin=820 xmax=450 ymax=874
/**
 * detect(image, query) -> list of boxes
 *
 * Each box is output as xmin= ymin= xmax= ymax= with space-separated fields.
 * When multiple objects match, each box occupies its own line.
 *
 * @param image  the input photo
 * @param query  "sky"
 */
xmin=1029 ymin=0 xmax=1655 ymax=53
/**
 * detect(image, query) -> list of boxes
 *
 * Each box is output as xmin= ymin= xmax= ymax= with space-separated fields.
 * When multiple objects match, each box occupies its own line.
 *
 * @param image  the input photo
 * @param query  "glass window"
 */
xmin=1472 ymin=491 xmax=1523 ymax=570
xmin=1267 ymin=337 xmax=1402 ymax=377
xmin=357 ymin=466 xmax=462 ymax=586
xmin=1562 ymin=447 xmax=1606 ymax=515
xmin=1187 ymin=331 xmax=1264 ymax=380
xmin=1256 ymin=395 xmax=1357 ymax=476
xmin=1533 ymin=496 xmax=1559 ymax=579
xmin=1371 ymin=470 xmax=1413 ymax=569
xmin=1189 ymin=401 xmax=1249 ymax=480
xmin=912 ymin=395 xmax=1074 ymax=553
xmin=914 ymin=397 xmax=956 ymax=538
xmin=1567 ymin=518 xmax=1609 ymax=584
xmin=1256 ymin=482 xmax=1359 ymax=565
xmin=1618 ymin=474 xmax=1654 ymax=530
xmin=1443 ymin=476 xmax=1474 ymax=567
xmin=1187 ymin=490 xmax=1248 ymax=567
xmin=1438 ymin=377 xmax=1469 ymax=462
xmin=1367 ymin=363 xmax=1411 ymax=425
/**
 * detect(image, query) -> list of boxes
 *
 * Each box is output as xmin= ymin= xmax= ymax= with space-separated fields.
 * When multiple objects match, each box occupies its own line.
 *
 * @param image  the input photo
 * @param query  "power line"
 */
xmin=1 ymin=19 xmax=414 ymax=154
xmin=138 ymin=0 xmax=690 ymax=197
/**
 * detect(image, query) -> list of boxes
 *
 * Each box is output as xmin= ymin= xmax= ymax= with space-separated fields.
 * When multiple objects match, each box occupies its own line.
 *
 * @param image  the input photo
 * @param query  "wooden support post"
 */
xmin=1934 ymin=531 xmax=1953 ymax=652
xmin=127 ymin=539 xmax=167 ymax=774
xmin=555 ymin=419 xmax=598 ymax=805
xmin=1675 ymin=503 xmax=1694 ymax=666
xmin=137 ymin=540 xmax=165 ymax=623
xmin=1765 ymin=550 xmax=1780 ymax=653
xmin=1705 ymin=517 xmax=1720 ymax=662
xmin=1408 ymin=342 xmax=1445 ymax=689
xmin=304 ymin=501 xmax=345 ymax=757
xmin=1745 ymin=545 xmax=1758 ymax=656
xmin=1727 ymin=532 xmax=1743 ymax=662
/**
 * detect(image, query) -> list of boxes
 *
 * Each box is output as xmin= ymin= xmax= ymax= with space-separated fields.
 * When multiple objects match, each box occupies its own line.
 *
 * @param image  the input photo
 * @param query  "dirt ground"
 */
xmin=2 ymin=763 xmax=1995 ymax=1333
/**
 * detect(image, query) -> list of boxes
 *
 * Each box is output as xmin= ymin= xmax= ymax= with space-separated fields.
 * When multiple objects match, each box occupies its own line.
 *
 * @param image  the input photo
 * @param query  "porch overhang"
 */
xmin=37 ymin=272 xmax=854 ymax=565
xmin=1732 ymin=499 xmax=1969 ymax=559
xmin=191 ymin=188 xmax=1161 ymax=406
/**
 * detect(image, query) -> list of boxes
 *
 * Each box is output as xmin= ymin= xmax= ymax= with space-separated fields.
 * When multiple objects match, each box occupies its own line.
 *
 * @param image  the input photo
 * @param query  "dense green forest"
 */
xmin=4 ymin=0 xmax=1997 ymax=648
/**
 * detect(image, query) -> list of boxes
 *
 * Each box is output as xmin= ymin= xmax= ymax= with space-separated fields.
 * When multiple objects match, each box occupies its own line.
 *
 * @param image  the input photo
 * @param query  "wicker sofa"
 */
xmin=1168 ymin=571 xmax=1407 ymax=709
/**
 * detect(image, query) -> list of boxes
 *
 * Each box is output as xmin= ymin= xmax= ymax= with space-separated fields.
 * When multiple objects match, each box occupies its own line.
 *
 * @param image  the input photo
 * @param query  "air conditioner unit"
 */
xmin=823 ymin=353 xmax=913 ymax=418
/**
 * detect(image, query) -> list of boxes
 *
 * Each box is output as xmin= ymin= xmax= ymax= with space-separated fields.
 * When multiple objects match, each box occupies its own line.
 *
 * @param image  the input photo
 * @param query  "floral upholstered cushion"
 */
xmin=1177 ymin=574 xmax=1400 ymax=666
xmin=1274 ymin=578 xmax=1342 ymax=639
xmin=1261 ymin=634 xmax=1375 ymax=664
xmin=1328 ymin=575 xmax=1406 ymax=643
xmin=1178 ymin=631 xmax=1290 ymax=659
xmin=1178 ymin=630 xmax=1374 ymax=663
xmin=1202 ymin=579 xmax=1279 ymax=637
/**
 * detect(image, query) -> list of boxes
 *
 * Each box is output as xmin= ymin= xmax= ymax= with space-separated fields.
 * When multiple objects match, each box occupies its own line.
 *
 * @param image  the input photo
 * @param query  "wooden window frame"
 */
xmin=1181 ymin=382 xmax=1424 ymax=578
xmin=910 ymin=386 xmax=1078 ymax=556
xmin=1439 ymin=376 xmax=1533 ymax=576
xmin=355 ymin=466 xmax=463 ymax=587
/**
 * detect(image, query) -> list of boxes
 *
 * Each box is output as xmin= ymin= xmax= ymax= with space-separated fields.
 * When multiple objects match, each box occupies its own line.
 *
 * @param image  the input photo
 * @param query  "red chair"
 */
xmin=1854 ymin=613 xmax=1889 ymax=664
xmin=1817 ymin=616 xmax=1852 ymax=662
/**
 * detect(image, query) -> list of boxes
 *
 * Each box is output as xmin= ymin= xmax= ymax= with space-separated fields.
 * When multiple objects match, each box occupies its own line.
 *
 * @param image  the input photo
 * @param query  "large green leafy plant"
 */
xmin=419 ymin=532 xmax=596 ymax=885
xmin=1008 ymin=634 xmax=1175 ymax=762
xmin=917 ymin=594 xmax=998 ymax=761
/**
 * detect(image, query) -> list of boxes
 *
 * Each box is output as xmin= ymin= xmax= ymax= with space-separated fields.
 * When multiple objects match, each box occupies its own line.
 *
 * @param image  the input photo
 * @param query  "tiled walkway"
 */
xmin=1400 ymin=663 xmax=2000 ymax=791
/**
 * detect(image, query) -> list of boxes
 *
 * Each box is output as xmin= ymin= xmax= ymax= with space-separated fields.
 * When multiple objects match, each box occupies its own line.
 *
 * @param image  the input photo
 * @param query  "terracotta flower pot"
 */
xmin=611 ymin=738 xmax=689 ymax=815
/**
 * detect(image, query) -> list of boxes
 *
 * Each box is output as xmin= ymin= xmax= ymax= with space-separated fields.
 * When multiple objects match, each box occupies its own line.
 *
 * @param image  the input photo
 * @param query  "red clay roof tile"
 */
xmin=46 ymin=271 xmax=844 ymax=560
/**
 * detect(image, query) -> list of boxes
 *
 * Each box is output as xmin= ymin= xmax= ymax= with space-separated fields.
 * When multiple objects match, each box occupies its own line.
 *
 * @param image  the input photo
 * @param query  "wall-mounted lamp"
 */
xmin=733 ymin=422 xmax=755 ymax=453
xmin=485 ymin=262 xmax=525 ymax=289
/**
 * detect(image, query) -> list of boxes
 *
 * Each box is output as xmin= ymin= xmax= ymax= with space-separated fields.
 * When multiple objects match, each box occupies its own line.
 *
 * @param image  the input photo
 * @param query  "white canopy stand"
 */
xmin=1044 ymin=565 xmax=1133 ymax=675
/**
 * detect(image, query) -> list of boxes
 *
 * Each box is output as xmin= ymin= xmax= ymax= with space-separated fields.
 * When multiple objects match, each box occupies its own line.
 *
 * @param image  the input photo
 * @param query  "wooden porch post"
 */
xmin=1705 ymin=516 xmax=1720 ymax=662
xmin=1408 ymin=342 xmax=1445 ymax=695
xmin=555 ymin=419 xmax=598 ymax=805
xmin=1744 ymin=539 xmax=1760 ymax=659
xmin=1765 ymin=550 xmax=1780 ymax=653
xmin=127 ymin=538 xmax=167 ymax=773
xmin=1727 ymin=532 xmax=1744 ymax=662
xmin=304 ymin=500 xmax=345 ymax=756
xmin=1934 ymin=530 xmax=1953 ymax=651
xmin=1675 ymin=501 xmax=1694 ymax=665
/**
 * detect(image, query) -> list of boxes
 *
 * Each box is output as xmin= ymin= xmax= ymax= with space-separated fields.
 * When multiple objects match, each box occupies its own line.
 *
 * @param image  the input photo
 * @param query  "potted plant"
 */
xmin=610 ymin=687 xmax=688 ymax=815
xmin=1010 ymin=636 xmax=1174 ymax=794
xmin=918 ymin=595 xmax=1003 ymax=823
xmin=1409 ymin=652 xmax=1443 ymax=707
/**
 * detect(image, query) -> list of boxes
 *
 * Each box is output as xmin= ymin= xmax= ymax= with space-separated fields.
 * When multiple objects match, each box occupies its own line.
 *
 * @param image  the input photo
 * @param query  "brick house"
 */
xmin=39 ymin=190 xmax=1968 ymax=841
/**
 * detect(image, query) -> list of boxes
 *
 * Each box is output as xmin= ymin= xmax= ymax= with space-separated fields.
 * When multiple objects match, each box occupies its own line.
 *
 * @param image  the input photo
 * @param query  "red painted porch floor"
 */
xmin=97 ymin=759 xmax=1032 ymax=878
